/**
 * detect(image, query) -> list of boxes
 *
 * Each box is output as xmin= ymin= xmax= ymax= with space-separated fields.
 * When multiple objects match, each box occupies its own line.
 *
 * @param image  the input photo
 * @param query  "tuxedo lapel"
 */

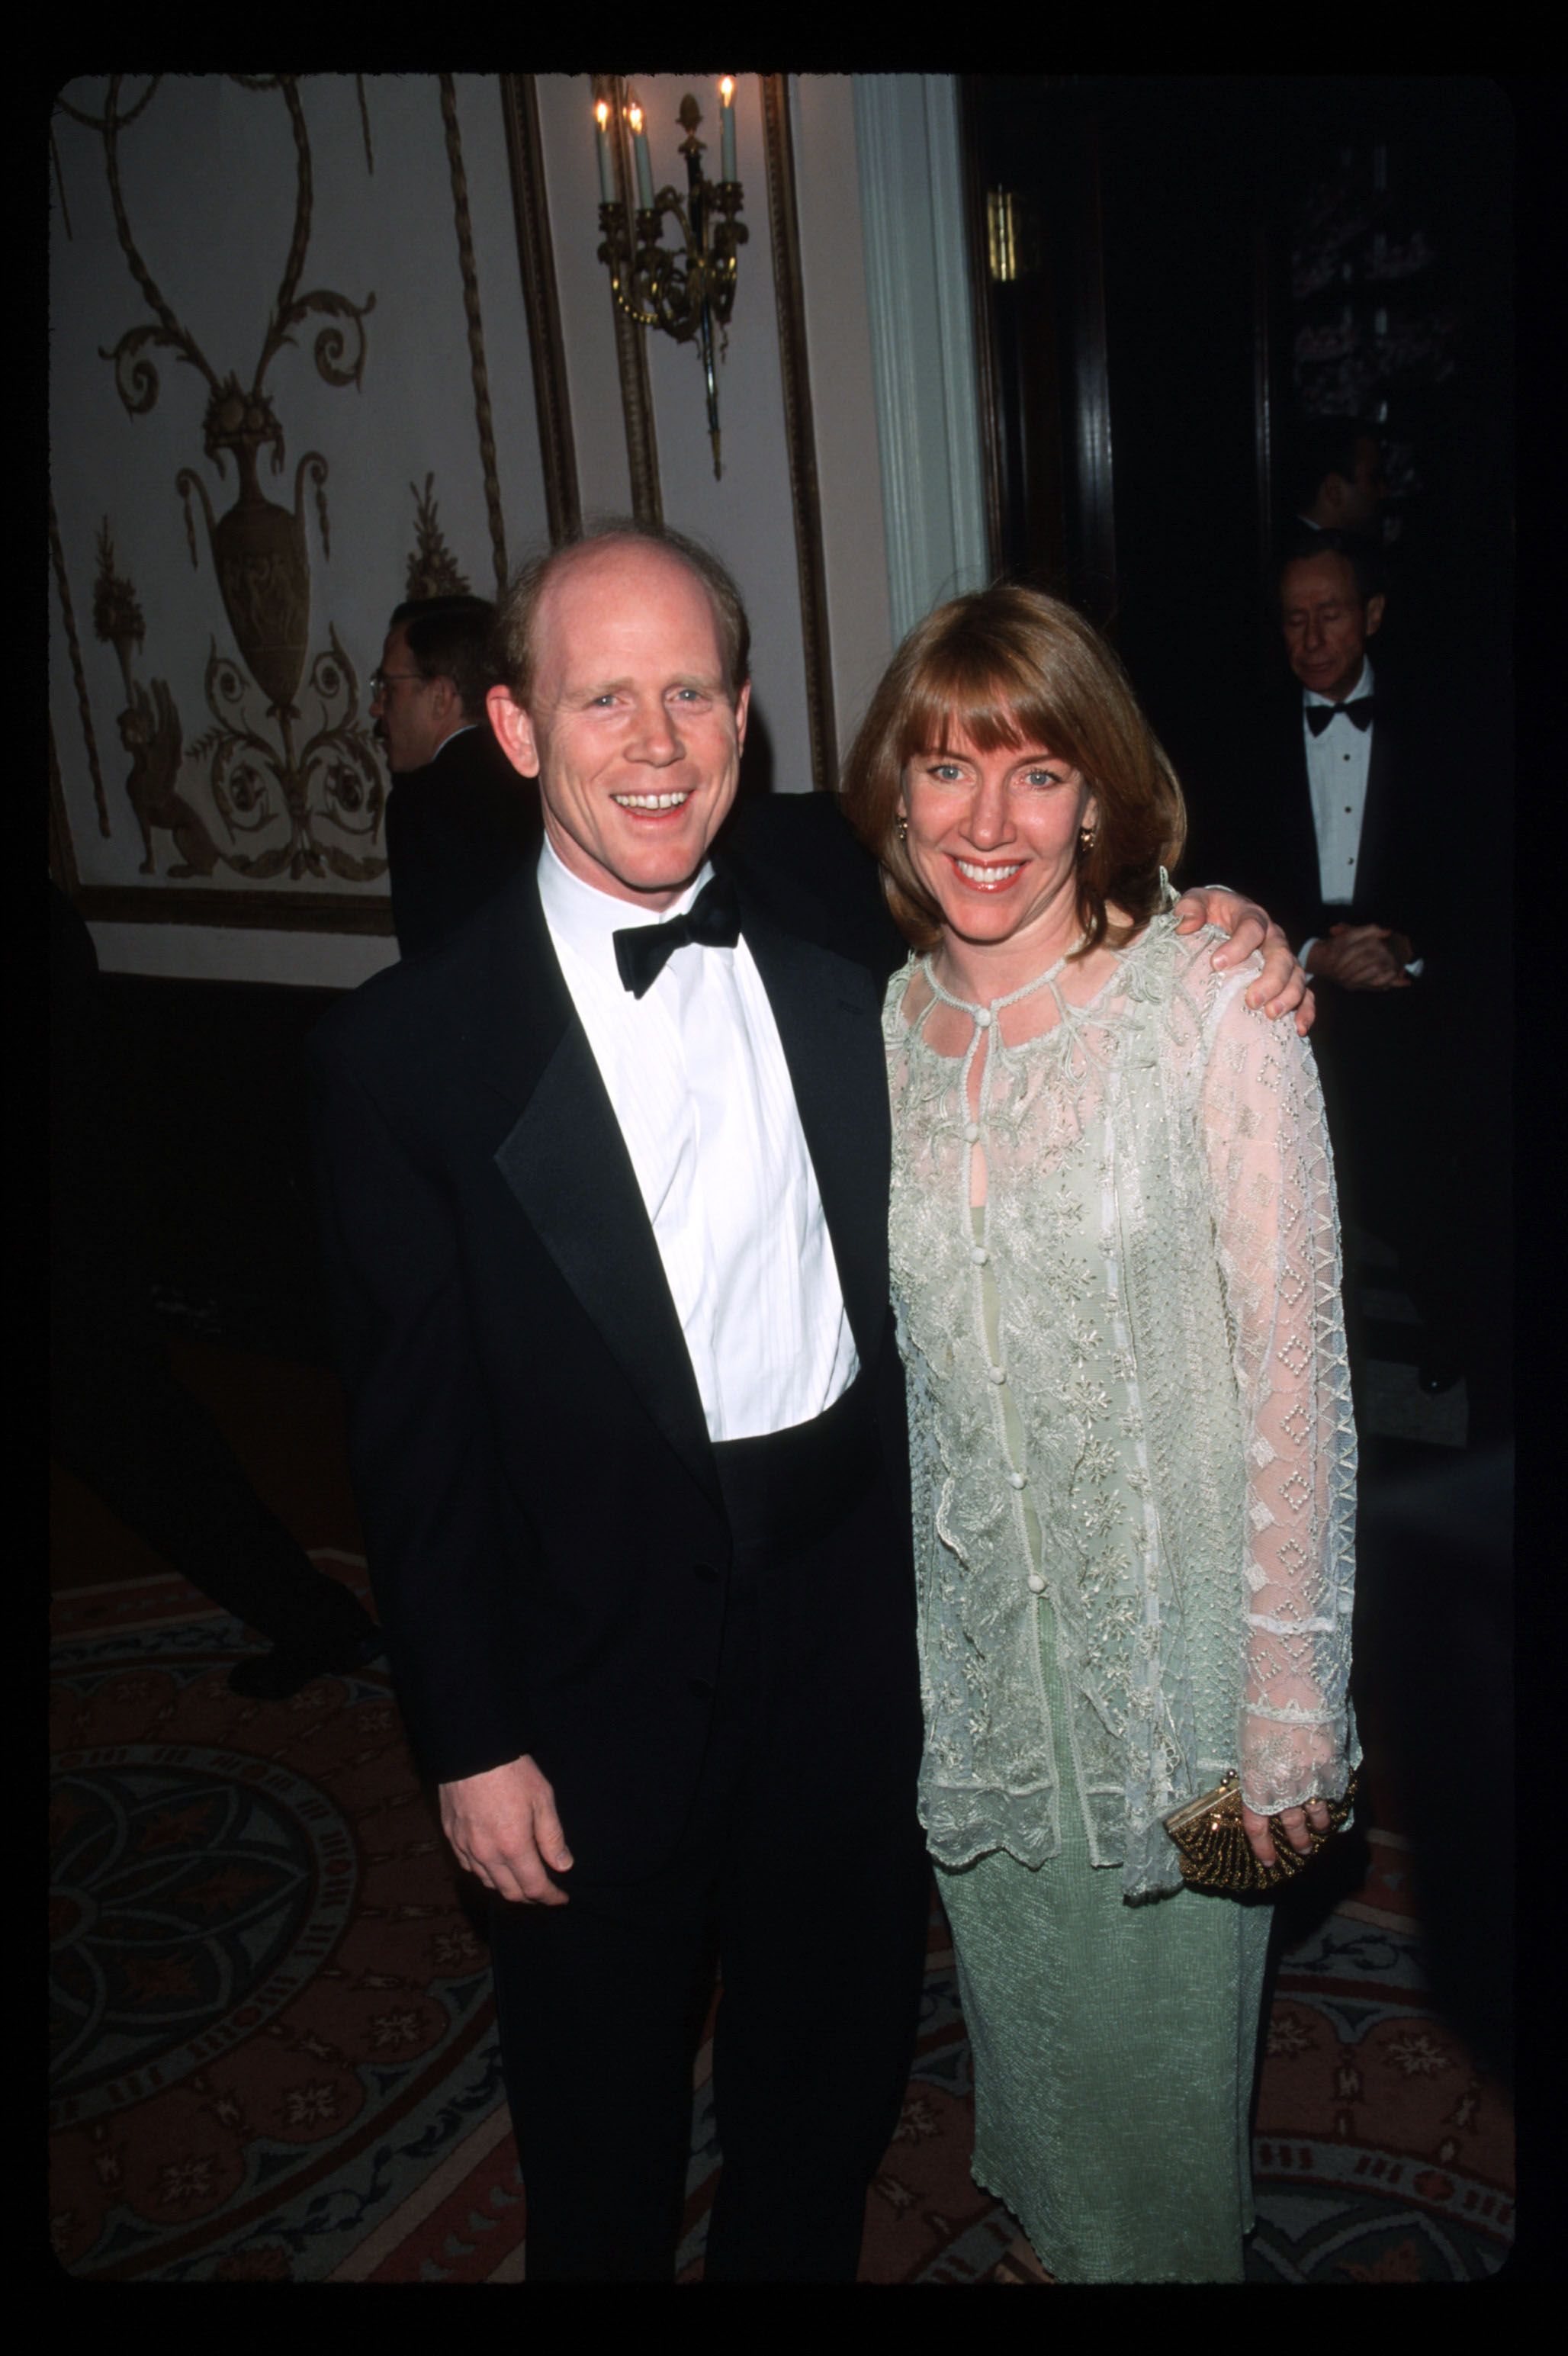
xmin=732 ymin=883 xmax=890 ymax=1370
xmin=1284 ymin=702 xmax=1323 ymax=907
xmin=467 ymin=872 xmax=719 ymax=1513
xmin=458 ymin=851 xmax=891 ymax=1503
xmin=1357 ymin=716 xmax=1400 ymax=914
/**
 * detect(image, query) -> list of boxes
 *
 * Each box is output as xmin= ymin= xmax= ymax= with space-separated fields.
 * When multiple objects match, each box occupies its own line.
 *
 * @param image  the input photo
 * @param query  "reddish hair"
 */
xmin=839 ymin=585 xmax=1186 ymax=954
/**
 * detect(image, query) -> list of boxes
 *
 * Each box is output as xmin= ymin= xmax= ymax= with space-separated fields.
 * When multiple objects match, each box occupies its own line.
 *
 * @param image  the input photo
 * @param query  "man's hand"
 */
xmin=439 ymin=1752 xmax=574 ymax=1907
xmin=1172 ymin=886 xmax=1316 ymax=1035
xmin=1305 ymin=923 xmax=1414 ymax=992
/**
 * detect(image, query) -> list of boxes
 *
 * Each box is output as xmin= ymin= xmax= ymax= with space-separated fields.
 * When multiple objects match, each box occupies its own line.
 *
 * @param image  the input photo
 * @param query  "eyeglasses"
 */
xmin=369 ymin=669 xmax=429 ymax=695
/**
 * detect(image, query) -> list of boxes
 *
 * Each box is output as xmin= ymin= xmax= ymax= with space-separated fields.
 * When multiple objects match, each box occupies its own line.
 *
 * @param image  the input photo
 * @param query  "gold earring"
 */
xmin=1078 ymin=825 xmax=1096 ymax=854
xmin=897 ymin=815 xmax=908 ymax=844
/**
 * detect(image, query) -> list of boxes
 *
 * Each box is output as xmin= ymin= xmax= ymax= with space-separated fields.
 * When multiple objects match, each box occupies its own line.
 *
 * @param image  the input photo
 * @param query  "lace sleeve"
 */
xmin=1194 ymin=966 xmax=1359 ymax=1815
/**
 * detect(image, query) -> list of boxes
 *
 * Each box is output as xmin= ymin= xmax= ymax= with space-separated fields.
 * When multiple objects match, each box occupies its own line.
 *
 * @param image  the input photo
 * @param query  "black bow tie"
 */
xmin=613 ymin=873 xmax=742 ymax=998
xmin=1305 ymin=696 xmax=1376 ymax=737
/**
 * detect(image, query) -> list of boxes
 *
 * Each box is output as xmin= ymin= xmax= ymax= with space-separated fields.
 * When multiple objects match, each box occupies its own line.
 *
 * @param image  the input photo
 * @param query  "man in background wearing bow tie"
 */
xmin=307 ymin=522 xmax=1309 ymax=2282
xmin=1221 ymin=530 xmax=1463 ymax=1397
xmin=1278 ymin=532 xmax=1416 ymax=993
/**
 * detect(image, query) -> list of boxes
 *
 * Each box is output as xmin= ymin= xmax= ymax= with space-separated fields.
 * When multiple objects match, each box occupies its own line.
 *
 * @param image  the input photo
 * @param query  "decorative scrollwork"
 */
xmin=65 ymin=72 xmax=384 ymax=891
xmin=184 ymin=626 xmax=386 ymax=884
xmin=405 ymin=474 xmax=471 ymax=600
xmin=92 ymin=517 xmax=145 ymax=697
xmin=279 ymin=287 xmax=378 ymax=391
xmin=97 ymin=78 xmax=220 ymax=421
xmin=55 ymin=76 xmax=161 ymax=135
xmin=295 ymin=452 xmax=330 ymax=560
xmin=49 ymin=491 xmax=111 ymax=840
xmin=100 ymin=320 xmax=205 ymax=420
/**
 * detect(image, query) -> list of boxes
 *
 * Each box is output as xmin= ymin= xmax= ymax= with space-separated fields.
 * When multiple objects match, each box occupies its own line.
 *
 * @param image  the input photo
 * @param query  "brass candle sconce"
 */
xmin=593 ymin=78 xmax=747 ymax=480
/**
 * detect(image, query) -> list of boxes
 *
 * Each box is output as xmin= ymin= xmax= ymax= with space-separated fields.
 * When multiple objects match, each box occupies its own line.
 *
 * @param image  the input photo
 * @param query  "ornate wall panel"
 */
xmin=49 ymin=74 xmax=575 ymax=944
xmin=50 ymin=73 xmax=901 ymax=979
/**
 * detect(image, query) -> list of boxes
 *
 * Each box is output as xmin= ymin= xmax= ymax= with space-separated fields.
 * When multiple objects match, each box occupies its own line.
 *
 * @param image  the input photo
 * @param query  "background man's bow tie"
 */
xmin=613 ymin=873 xmax=742 ymax=998
xmin=1306 ymin=696 xmax=1376 ymax=736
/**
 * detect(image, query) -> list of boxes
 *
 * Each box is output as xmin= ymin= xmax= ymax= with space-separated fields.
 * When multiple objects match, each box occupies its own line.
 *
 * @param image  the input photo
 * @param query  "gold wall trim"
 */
xmin=761 ymin=76 xmax=837 ymax=795
xmin=439 ymin=74 xmax=509 ymax=595
xmin=50 ymin=722 xmax=82 ymax=891
xmin=593 ymin=74 xmax=662 ymax=528
xmin=50 ymin=493 xmax=111 ymax=839
xmin=73 ymin=885 xmax=396 ymax=936
xmin=500 ymin=74 xmax=581 ymax=548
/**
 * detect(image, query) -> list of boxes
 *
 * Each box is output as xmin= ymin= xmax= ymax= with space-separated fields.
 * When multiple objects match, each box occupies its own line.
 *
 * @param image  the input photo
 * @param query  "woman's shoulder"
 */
xmin=1111 ymin=914 xmax=1274 ymax=1075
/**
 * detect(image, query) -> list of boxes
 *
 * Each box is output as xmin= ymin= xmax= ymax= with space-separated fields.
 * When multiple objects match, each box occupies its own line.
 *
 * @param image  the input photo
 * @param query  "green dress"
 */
xmin=883 ymin=917 xmax=1358 ymax=2284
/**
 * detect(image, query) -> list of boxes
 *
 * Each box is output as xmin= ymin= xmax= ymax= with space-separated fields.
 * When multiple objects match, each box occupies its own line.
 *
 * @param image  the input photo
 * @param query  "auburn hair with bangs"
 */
xmin=838 ymin=585 xmax=1187 ymax=956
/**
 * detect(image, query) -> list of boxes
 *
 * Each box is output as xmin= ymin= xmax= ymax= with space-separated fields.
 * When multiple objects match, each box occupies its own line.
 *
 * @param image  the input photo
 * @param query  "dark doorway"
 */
xmin=961 ymin=75 xmax=1512 ymax=843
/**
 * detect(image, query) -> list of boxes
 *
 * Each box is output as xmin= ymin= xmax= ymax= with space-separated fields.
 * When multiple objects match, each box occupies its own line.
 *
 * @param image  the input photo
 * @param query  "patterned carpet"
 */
xmin=50 ymin=1551 xmax=1514 ymax=2284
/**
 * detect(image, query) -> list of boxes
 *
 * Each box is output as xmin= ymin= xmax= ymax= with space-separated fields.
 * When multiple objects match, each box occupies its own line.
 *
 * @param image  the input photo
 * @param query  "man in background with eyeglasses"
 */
xmin=373 ymin=596 xmax=540 ymax=956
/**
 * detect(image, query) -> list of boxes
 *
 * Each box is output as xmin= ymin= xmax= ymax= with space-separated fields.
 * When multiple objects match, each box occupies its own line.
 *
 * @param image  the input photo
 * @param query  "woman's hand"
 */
xmin=1241 ymin=1797 xmax=1333 ymax=1870
xmin=1172 ymin=885 xmax=1316 ymax=1035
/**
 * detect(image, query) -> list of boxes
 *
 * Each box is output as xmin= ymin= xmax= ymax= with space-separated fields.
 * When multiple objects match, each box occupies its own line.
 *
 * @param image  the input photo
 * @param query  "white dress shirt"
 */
xmin=1303 ymin=654 xmax=1376 ymax=908
xmin=537 ymin=836 xmax=858 ymax=1442
xmin=1299 ymin=659 xmax=1422 ymax=976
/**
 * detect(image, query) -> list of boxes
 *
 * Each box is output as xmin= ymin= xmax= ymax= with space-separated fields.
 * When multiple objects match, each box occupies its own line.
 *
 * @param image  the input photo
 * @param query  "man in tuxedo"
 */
xmin=1223 ymin=532 xmax=1462 ymax=1390
xmin=309 ymin=523 xmax=1309 ymax=2282
xmin=374 ymin=595 xmax=540 ymax=956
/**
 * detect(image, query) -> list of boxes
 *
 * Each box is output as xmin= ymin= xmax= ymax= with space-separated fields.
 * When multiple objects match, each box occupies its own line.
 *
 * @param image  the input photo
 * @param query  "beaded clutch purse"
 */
xmin=1163 ymin=1770 xmax=1358 ymax=1893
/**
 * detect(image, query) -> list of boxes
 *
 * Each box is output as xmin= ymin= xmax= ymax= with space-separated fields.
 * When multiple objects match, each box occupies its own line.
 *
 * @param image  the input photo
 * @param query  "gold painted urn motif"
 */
xmin=74 ymin=72 xmax=383 ymax=882
xmin=178 ymin=382 xmax=327 ymax=721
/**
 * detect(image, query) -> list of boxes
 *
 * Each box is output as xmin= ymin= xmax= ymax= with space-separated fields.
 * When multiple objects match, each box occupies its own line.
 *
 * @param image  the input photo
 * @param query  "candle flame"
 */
xmin=627 ymin=101 xmax=644 ymax=134
xmin=595 ymin=99 xmax=609 ymax=129
xmin=720 ymin=77 xmax=735 ymax=103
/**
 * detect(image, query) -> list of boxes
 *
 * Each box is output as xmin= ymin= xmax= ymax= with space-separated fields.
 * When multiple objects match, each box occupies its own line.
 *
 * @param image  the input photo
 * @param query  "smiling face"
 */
xmin=1280 ymin=551 xmax=1385 ymax=705
xmin=898 ymin=725 xmax=1097 ymax=972
xmin=487 ymin=542 xmax=750 ymax=908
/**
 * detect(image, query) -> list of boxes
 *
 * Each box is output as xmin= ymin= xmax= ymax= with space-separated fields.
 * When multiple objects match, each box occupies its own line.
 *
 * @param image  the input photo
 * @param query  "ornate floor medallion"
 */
xmin=51 ymin=1743 xmax=358 ymax=2129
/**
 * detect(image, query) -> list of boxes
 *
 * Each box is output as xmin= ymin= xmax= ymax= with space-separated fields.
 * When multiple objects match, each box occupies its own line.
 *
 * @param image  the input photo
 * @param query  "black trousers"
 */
xmin=487 ymin=1384 xmax=930 ymax=2284
xmin=50 ymin=1264 xmax=376 ymax=1662
xmin=1311 ymin=985 xmax=1465 ymax=1361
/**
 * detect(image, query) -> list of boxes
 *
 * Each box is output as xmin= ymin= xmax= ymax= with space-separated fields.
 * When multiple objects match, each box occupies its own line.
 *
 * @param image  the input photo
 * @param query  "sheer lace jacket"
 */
xmin=885 ymin=914 xmax=1359 ymax=1901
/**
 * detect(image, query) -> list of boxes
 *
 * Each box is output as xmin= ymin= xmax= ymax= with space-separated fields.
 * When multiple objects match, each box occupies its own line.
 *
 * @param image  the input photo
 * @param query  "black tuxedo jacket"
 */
xmin=1208 ymin=682 xmax=1448 ymax=963
xmin=384 ymin=722 xmax=541 ymax=958
xmin=310 ymin=794 xmax=913 ymax=1879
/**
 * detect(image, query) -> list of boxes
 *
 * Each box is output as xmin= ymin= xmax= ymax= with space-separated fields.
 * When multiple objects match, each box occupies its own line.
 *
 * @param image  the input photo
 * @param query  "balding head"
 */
xmin=493 ymin=521 xmax=751 ymax=714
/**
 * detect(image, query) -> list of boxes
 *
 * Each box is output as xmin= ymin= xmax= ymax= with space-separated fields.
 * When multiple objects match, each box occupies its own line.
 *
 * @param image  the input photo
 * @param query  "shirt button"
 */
xmin=689 ymin=1676 xmax=714 ymax=1699
xmin=1027 ymin=1573 xmax=1046 ymax=1594
xmin=975 ymin=1008 xmax=993 ymax=1028
xmin=970 ymin=1245 xmax=988 ymax=1265
xmin=964 ymin=1123 xmax=980 ymax=1143
xmin=1008 ymin=1471 xmax=1027 ymax=1490
xmin=692 ymin=1561 xmax=718 ymax=1584
xmin=988 ymin=1364 xmax=1006 ymax=1384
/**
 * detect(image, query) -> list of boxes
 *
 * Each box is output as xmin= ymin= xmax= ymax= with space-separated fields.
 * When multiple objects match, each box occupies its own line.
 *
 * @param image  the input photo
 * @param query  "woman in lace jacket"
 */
xmin=840 ymin=587 xmax=1358 ymax=2284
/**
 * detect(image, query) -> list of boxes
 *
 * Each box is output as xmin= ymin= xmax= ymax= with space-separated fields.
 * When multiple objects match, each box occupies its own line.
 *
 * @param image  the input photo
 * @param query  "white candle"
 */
xmin=720 ymin=77 xmax=737 ymax=182
xmin=594 ymin=99 xmax=614 ymax=202
xmin=627 ymin=99 xmax=654 ymax=208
